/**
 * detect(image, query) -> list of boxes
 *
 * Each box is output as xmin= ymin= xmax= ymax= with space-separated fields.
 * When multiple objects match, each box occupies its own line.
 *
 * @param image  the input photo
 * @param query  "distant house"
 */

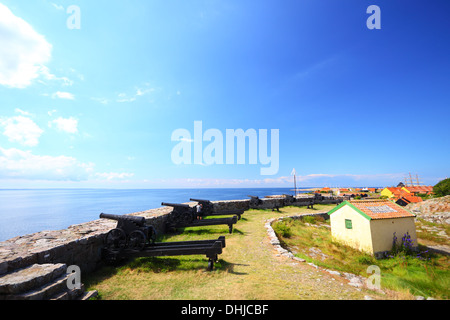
xmin=329 ymin=200 xmax=417 ymax=257
xmin=395 ymin=194 xmax=423 ymax=206
xmin=381 ymin=187 xmax=424 ymax=206
xmin=401 ymin=186 xmax=434 ymax=195
xmin=380 ymin=187 xmax=403 ymax=198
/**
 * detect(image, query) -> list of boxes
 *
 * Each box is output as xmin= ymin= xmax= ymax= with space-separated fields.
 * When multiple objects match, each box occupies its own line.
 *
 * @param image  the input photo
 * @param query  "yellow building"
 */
xmin=380 ymin=187 xmax=402 ymax=198
xmin=329 ymin=200 xmax=417 ymax=258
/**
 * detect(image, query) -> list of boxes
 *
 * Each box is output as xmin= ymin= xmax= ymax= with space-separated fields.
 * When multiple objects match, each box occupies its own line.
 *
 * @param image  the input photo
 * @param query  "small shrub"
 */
xmin=273 ymin=221 xmax=292 ymax=238
xmin=302 ymin=215 xmax=317 ymax=224
xmin=356 ymin=255 xmax=376 ymax=265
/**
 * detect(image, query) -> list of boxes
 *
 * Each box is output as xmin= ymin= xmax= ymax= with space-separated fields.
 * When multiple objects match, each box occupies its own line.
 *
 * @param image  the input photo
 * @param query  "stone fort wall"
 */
xmin=0 ymin=195 xmax=342 ymax=276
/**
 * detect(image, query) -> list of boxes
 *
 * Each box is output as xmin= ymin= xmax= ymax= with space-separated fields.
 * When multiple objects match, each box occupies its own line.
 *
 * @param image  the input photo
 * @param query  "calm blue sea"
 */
xmin=0 ymin=188 xmax=303 ymax=242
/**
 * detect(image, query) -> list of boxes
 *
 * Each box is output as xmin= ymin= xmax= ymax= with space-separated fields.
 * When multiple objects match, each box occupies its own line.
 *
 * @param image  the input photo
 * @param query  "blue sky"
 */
xmin=0 ymin=0 xmax=449 ymax=189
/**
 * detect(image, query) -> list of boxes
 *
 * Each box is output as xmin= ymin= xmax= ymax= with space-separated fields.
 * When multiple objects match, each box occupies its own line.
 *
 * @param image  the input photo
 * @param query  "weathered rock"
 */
xmin=0 ymin=263 xmax=66 ymax=294
xmin=406 ymin=196 xmax=450 ymax=224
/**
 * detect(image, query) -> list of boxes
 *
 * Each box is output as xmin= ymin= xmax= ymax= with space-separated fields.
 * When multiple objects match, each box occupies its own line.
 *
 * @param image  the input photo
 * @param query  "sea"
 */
xmin=0 ymin=188 xmax=306 ymax=242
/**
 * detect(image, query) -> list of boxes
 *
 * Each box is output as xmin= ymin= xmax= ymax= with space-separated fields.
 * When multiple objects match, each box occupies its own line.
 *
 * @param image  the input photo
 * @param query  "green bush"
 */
xmin=273 ymin=221 xmax=292 ymax=238
xmin=433 ymin=178 xmax=450 ymax=197
xmin=302 ymin=215 xmax=317 ymax=224
xmin=356 ymin=255 xmax=376 ymax=265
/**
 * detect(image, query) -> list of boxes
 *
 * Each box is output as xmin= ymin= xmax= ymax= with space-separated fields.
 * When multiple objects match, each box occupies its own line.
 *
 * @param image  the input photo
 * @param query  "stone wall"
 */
xmin=0 ymin=194 xmax=344 ymax=277
xmin=0 ymin=206 xmax=172 ymax=276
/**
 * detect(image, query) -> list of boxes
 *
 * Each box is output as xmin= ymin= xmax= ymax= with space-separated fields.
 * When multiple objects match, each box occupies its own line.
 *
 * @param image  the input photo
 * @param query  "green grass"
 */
xmin=273 ymin=217 xmax=450 ymax=299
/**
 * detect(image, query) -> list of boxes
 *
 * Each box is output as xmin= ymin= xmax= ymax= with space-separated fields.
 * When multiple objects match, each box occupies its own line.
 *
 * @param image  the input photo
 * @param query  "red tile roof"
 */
xmin=403 ymin=186 xmax=433 ymax=194
xmin=398 ymin=193 xmax=423 ymax=203
xmin=349 ymin=200 xmax=415 ymax=220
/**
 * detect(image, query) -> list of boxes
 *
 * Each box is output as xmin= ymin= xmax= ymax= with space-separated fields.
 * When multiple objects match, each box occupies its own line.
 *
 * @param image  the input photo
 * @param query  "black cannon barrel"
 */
xmin=190 ymin=198 xmax=211 ymax=203
xmin=99 ymin=213 xmax=146 ymax=225
xmin=161 ymin=202 xmax=191 ymax=208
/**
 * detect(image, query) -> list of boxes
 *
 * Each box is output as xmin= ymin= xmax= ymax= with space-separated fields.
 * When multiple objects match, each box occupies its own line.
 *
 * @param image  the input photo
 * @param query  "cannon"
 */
xmin=161 ymin=202 xmax=196 ymax=227
xmin=248 ymin=195 xmax=262 ymax=208
xmin=100 ymin=213 xmax=225 ymax=271
xmin=100 ymin=213 xmax=157 ymax=251
xmin=162 ymin=202 xmax=238 ymax=233
xmin=248 ymin=195 xmax=280 ymax=211
xmin=190 ymin=198 xmax=244 ymax=220
xmin=283 ymin=194 xmax=295 ymax=205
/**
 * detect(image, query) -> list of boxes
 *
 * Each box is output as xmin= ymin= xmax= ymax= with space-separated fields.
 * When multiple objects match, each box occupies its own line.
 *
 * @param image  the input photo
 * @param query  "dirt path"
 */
xmin=211 ymin=210 xmax=373 ymax=300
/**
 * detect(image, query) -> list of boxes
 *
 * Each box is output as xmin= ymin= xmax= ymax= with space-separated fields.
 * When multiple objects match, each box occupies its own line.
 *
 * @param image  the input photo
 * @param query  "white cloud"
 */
xmin=0 ymin=147 xmax=94 ymax=181
xmin=51 ymin=3 xmax=64 ymax=11
xmin=116 ymin=85 xmax=156 ymax=103
xmin=49 ymin=117 xmax=78 ymax=134
xmin=52 ymin=91 xmax=75 ymax=100
xmin=0 ymin=4 xmax=52 ymax=88
xmin=14 ymin=108 xmax=32 ymax=116
xmin=39 ymin=65 xmax=73 ymax=86
xmin=117 ymin=96 xmax=136 ymax=103
xmin=91 ymin=97 xmax=109 ymax=105
xmin=0 ymin=115 xmax=43 ymax=146
xmin=95 ymin=172 xmax=135 ymax=180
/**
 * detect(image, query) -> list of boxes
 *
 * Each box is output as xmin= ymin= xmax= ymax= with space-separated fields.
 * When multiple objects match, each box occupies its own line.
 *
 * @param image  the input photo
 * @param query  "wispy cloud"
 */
xmin=116 ymin=86 xmax=155 ymax=103
xmin=0 ymin=147 xmax=94 ymax=181
xmin=90 ymin=97 xmax=109 ymax=105
xmin=91 ymin=84 xmax=159 ymax=105
xmin=95 ymin=172 xmax=135 ymax=180
xmin=14 ymin=108 xmax=32 ymax=116
xmin=293 ymin=56 xmax=337 ymax=80
xmin=38 ymin=66 xmax=74 ymax=86
xmin=51 ymin=3 xmax=64 ymax=11
xmin=52 ymin=91 xmax=75 ymax=100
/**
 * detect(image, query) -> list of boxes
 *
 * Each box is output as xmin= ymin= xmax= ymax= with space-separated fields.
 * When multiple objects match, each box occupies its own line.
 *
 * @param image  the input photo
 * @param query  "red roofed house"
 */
xmin=329 ymin=200 xmax=417 ymax=257
xmin=380 ymin=187 xmax=403 ymax=198
xmin=395 ymin=193 xmax=423 ymax=206
xmin=401 ymin=186 xmax=434 ymax=195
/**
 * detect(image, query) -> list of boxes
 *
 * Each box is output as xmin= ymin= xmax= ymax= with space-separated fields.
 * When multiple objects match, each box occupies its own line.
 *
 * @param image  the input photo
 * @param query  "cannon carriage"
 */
xmin=100 ymin=213 xmax=157 ymax=252
xmin=162 ymin=202 xmax=238 ymax=234
xmin=189 ymin=198 xmax=244 ymax=220
xmin=99 ymin=213 xmax=225 ymax=270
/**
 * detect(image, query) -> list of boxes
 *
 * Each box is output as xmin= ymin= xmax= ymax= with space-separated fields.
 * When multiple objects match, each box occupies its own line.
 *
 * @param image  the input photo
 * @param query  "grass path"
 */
xmin=85 ymin=205 xmax=386 ymax=300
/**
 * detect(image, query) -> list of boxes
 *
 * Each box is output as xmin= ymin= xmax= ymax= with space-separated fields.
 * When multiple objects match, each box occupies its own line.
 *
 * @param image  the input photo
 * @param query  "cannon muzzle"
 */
xmin=161 ymin=202 xmax=191 ymax=208
xmin=99 ymin=213 xmax=146 ymax=225
xmin=190 ymin=198 xmax=211 ymax=203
